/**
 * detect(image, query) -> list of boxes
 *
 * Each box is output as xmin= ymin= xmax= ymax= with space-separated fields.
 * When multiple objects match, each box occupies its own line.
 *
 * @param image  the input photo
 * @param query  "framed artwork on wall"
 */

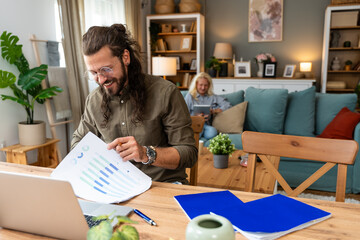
xmin=248 ymin=0 xmax=283 ymax=42
xmin=263 ymin=62 xmax=277 ymax=77
xmin=283 ymin=64 xmax=296 ymax=78
xmin=234 ymin=61 xmax=251 ymax=77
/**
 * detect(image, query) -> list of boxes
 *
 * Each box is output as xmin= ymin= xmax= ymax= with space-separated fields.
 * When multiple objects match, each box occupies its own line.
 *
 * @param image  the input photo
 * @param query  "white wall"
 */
xmin=0 ymin=0 xmax=68 ymax=162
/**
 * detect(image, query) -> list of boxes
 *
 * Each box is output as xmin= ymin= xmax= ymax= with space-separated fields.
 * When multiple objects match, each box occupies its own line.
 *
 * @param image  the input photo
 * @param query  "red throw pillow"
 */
xmin=317 ymin=107 xmax=360 ymax=140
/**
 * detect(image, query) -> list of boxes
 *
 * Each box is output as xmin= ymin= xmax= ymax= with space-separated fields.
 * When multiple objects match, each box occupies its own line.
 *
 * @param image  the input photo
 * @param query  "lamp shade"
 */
xmin=152 ymin=57 xmax=177 ymax=76
xmin=213 ymin=43 xmax=233 ymax=60
xmin=300 ymin=62 xmax=312 ymax=72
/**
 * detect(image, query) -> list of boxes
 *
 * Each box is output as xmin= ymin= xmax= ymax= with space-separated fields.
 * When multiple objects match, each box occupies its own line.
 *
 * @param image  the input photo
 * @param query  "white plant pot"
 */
xmin=18 ymin=121 xmax=46 ymax=146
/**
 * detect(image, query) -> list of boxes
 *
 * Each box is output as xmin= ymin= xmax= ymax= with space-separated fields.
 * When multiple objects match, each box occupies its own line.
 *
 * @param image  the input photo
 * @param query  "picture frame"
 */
xmin=234 ymin=61 xmax=251 ymax=77
xmin=169 ymin=56 xmax=181 ymax=70
xmin=248 ymin=0 xmax=283 ymax=42
xmin=180 ymin=36 xmax=193 ymax=50
xmin=263 ymin=62 xmax=277 ymax=78
xmin=283 ymin=64 xmax=296 ymax=78
xmin=190 ymin=59 xmax=197 ymax=71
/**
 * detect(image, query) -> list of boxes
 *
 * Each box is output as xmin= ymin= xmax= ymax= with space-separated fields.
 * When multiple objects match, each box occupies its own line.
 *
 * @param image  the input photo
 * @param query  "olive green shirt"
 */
xmin=71 ymin=74 xmax=197 ymax=183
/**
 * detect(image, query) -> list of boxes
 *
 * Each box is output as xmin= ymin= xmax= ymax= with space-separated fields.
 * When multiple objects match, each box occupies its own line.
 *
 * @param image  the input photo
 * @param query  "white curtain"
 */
xmin=57 ymin=0 xmax=89 ymax=128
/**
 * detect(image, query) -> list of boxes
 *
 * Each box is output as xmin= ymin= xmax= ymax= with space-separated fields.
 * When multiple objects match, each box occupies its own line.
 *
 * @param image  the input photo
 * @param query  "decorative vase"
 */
xmin=257 ymin=62 xmax=264 ymax=77
xmin=186 ymin=214 xmax=235 ymax=240
xmin=18 ymin=120 xmax=46 ymax=146
xmin=213 ymin=154 xmax=229 ymax=169
xmin=331 ymin=57 xmax=341 ymax=70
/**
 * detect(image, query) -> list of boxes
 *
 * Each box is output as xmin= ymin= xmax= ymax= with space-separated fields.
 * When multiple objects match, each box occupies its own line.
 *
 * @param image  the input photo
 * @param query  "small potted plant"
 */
xmin=208 ymin=133 xmax=236 ymax=169
xmin=345 ymin=60 xmax=352 ymax=71
xmin=0 ymin=31 xmax=62 ymax=145
xmin=87 ymin=215 xmax=139 ymax=240
xmin=205 ymin=56 xmax=221 ymax=77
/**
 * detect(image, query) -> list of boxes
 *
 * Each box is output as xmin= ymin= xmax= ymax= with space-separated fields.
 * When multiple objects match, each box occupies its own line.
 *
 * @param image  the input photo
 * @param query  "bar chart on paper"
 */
xmin=51 ymin=132 xmax=152 ymax=203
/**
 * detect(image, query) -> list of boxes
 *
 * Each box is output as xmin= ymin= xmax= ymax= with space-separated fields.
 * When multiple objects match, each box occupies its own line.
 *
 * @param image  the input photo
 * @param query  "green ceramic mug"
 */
xmin=186 ymin=214 xmax=235 ymax=240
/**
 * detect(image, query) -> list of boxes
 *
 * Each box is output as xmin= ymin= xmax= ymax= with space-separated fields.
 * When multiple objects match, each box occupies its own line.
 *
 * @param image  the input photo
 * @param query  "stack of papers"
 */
xmin=175 ymin=192 xmax=331 ymax=240
xmin=51 ymin=132 xmax=152 ymax=204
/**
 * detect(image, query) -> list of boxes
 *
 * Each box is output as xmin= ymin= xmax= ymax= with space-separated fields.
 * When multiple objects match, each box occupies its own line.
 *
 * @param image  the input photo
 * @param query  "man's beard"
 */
xmin=100 ymin=74 xmax=127 ymax=96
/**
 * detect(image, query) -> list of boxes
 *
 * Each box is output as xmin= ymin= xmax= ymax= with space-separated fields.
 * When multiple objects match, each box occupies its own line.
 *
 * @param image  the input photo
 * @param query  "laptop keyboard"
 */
xmin=84 ymin=214 xmax=106 ymax=228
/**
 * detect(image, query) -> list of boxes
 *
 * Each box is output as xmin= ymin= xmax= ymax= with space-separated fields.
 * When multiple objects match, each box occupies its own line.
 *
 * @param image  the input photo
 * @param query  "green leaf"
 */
xmin=18 ymin=64 xmax=48 ymax=90
xmin=115 ymin=216 xmax=138 ymax=224
xmin=1 ymin=94 xmax=31 ymax=108
xmin=87 ymin=220 xmax=113 ymax=240
xmin=0 ymin=31 xmax=23 ymax=64
xmin=35 ymin=86 xmax=63 ymax=100
xmin=9 ymin=84 xmax=26 ymax=100
xmin=0 ymin=70 xmax=16 ymax=88
xmin=14 ymin=54 xmax=29 ymax=74
xmin=111 ymin=225 xmax=139 ymax=240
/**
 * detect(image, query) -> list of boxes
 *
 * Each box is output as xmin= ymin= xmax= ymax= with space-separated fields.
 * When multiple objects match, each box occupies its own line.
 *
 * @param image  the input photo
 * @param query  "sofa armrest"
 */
xmin=351 ymin=122 xmax=360 ymax=193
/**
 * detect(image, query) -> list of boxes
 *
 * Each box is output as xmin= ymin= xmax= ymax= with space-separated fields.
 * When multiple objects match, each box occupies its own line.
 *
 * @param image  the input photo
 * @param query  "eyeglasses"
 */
xmin=87 ymin=66 xmax=114 ymax=82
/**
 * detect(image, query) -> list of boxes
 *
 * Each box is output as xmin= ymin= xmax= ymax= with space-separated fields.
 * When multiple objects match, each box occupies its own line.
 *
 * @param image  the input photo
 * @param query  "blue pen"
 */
xmin=133 ymin=209 xmax=157 ymax=226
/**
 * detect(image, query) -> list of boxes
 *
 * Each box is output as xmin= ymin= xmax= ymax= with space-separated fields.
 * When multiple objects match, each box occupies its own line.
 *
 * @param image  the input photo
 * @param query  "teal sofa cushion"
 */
xmin=219 ymin=90 xmax=245 ymax=106
xmin=284 ymin=86 xmax=316 ymax=137
xmin=180 ymin=90 xmax=188 ymax=98
xmin=315 ymin=93 xmax=357 ymax=135
xmin=244 ymin=87 xmax=288 ymax=134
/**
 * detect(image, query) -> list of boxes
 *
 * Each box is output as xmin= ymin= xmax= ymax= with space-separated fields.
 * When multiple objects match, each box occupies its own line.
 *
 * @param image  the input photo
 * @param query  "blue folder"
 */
xmin=174 ymin=190 xmax=243 ymax=220
xmin=212 ymin=194 xmax=331 ymax=233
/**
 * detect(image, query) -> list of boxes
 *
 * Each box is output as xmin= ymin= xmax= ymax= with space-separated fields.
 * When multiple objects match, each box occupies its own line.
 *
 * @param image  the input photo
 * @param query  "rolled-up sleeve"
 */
xmin=162 ymin=86 xmax=198 ymax=169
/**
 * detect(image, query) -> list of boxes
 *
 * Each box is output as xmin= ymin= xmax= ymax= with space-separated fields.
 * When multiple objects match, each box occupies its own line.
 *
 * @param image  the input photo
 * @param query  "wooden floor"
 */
xmin=197 ymin=148 xmax=278 ymax=194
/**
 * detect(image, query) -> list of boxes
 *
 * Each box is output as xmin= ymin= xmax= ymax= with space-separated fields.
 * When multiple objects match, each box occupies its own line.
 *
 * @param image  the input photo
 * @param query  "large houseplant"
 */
xmin=0 ymin=31 xmax=62 ymax=145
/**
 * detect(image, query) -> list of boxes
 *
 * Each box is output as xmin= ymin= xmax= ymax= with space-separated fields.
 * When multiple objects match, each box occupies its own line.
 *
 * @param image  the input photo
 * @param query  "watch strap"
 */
xmin=142 ymin=146 xmax=156 ymax=165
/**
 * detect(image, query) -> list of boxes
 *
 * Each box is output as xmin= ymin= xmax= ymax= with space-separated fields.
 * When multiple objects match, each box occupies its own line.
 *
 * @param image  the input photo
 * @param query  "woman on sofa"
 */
xmin=184 ymin=72 xmax=231 ymax=140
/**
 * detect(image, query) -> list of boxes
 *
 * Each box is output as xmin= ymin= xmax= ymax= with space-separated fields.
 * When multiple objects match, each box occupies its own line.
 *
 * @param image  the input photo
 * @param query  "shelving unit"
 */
xmin=146 ymin=13 xmax=204 ymax=89
xmin=321 ymin=5 xmax=360 ymax=93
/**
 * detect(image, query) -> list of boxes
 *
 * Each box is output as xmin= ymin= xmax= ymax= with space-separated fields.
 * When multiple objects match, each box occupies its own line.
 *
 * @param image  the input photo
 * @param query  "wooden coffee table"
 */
xmin=197 ymin=148 xmax=278 ymax=194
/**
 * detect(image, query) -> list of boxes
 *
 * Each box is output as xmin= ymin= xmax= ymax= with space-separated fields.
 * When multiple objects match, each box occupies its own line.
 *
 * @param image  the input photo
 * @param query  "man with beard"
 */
xmin=71 ymin=24 xmax=197 ymax=184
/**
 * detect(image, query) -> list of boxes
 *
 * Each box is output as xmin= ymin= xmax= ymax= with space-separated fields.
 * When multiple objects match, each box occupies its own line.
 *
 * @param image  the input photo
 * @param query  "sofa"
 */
xmin=182 ymin=87 xmax=360 ymax=194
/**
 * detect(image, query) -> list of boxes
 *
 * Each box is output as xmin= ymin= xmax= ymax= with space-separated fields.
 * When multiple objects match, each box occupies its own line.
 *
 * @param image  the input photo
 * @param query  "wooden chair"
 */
xmin=188 ymin=116 xmax=205 ymax=186
xmin=242 ymin=131 xmax=358 ymax=202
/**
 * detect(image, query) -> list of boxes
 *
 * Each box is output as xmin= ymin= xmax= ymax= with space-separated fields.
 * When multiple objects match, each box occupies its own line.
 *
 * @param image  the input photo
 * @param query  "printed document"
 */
xmin=51 ymin=132 xmax=152 ymax=203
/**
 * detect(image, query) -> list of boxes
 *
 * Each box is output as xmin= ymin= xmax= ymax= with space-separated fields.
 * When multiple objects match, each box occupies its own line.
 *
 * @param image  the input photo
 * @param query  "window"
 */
xmin=84 ymin=0 xmax=125 ymax=31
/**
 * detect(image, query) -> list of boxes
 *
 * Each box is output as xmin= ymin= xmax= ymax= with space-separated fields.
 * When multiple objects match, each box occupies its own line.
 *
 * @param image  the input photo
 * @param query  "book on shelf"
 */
xmin=157 ymin=39 xmax=165 ymax=51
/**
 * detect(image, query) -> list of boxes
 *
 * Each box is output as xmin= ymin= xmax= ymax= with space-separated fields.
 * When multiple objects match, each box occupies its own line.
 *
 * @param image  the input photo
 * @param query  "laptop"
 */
xmin=0 ymin=171 xmax=133 ymax=240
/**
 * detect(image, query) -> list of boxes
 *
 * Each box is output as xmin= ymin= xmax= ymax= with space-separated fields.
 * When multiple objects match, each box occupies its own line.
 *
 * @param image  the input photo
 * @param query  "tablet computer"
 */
xmin=193 ymin=105 xmax=211 ymax=115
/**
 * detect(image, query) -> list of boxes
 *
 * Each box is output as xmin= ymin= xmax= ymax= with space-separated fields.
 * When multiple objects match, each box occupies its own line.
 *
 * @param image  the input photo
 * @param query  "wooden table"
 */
xmin=1 ymin=162 xmax=360 ymax=239
xmin=197 ymin=148 xmax=278 ymax=194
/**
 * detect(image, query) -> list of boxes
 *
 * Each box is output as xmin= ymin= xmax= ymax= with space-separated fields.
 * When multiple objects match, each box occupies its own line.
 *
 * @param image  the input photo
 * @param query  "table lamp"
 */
xmin=300 ymin=62 xmax=313 ymax=78
xmin=213 ymin=43 xmax=233 ymax=77
xmin=152 ymin=56 xmax=177 ymax=80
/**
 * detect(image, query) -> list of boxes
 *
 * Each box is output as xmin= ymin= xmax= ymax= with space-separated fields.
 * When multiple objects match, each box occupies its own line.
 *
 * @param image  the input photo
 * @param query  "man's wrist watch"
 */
xmin=142 ymin=146 xmax=157 ymax=165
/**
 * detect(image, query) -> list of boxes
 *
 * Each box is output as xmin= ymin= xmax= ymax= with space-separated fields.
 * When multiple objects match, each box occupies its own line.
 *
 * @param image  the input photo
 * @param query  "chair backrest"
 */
xmin=242 ymin=131 xmax=358 ymax=202
xmin=188 ymin=116 xmax=205 ymax=186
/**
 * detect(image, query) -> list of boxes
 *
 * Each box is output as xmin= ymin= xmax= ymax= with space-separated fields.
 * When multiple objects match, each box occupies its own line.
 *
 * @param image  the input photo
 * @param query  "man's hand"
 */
xmin=107 ymin=136 xmax=147 ymax=163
